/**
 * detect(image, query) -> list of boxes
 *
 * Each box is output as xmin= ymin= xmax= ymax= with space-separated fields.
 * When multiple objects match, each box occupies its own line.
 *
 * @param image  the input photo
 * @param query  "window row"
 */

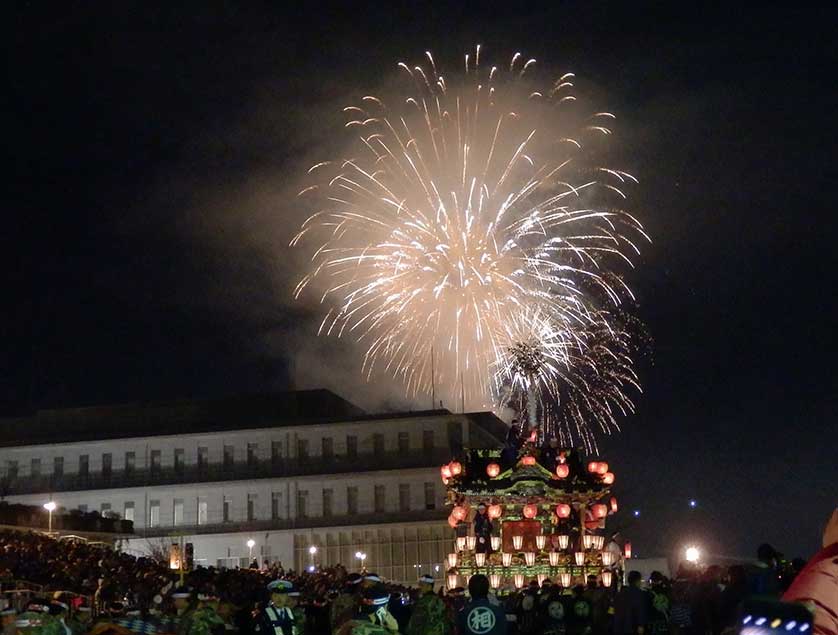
xmin=83 ymin=482 xmax=438 ymax=527
xmin=4 ymin=431 xmax=438 ymax=478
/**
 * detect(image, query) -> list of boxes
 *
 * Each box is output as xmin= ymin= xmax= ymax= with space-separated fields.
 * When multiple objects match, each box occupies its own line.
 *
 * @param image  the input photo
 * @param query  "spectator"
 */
xmin=613 ymin=571 xmax=647 ymax=635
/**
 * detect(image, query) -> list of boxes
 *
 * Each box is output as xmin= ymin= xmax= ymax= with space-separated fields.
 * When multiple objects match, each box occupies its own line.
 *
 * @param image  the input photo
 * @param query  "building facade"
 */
xmin=0 ymin=390 xmax=506 ymax=583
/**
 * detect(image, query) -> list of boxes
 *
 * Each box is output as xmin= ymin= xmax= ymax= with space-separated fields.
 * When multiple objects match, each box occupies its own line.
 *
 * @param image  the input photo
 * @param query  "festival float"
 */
xmin=441 ymin=441 xmax=624 ymax=590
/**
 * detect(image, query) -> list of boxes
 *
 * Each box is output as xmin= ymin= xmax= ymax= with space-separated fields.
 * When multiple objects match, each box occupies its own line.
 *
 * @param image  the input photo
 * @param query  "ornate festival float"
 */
xmin=441 ymin=439 xmax=625 ymax=591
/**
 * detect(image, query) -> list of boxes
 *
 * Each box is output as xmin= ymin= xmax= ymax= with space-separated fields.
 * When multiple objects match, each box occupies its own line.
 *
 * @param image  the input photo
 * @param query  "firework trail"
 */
xmin=292 ymin=46 xmax=649 ymax=445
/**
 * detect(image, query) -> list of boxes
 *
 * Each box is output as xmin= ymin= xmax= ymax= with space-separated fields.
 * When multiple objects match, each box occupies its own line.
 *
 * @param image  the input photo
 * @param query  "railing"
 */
xmin=1 ymin=449 xmax=452 ymax=496
xmin=135 ymin=508 xmax=449 ymax=538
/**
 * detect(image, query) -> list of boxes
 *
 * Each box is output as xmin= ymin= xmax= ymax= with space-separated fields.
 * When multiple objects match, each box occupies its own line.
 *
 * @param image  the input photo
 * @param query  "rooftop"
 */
xmin=0 ymin=389 xmax=375 ymax=447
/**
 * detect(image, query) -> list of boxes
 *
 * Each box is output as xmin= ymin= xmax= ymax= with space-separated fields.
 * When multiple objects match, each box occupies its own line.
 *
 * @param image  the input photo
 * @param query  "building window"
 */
xmin=247 ymin=494 xmax=257 ymax=521
xmin=125 ymin=452 xmax=135 ymax=474
xmin=78 ymin=504 xmax=88 ymax=514
xmin=424 ymin=482 xmax=436 ymax=510
xmin=150 ymin=450 xmax=161 ymax=474
xmin=297 ymin=439 xmax=309 ymax=459
xmin=124 ymin=502 xmax=135 ymax=522
xmin=197 ymin=447 xmax=208 ymax=470
xmin=347 ymin=486 xmax=358 ymax=515
xmin=6 ymin=461 xmax=17 ymax=480
xmin=271 ymin=492 xmax=281 ymax=520
xmin=173 ymin=499 xmax=184 ymax=526
xmin=346 ymin=436 xmax=358 ymax=459
xmin=53 ymin=457 xmax=64 ymax=478
xmin=374 ymin=485 xmax=386 ymax=513
xmin=399 ymin=484 xmax=410 ymax=512
xmin=322 ymin=488 xmax=333 ymax=517
xmin=223 ymin=446 xmax=234 ymax=469
xmin=296 ymin=490 xmax=308 ymax=519
xmin=271 ymin=441 xmax=282 ymax=464
xmin=30 ymin=458 xmax=41 ymax=478
xmin=102 ymin=454 xmax=112 ymax=478
xmin=197 ymin=498 xmax=208 ymax=525
xmin=149 ymin=500 xmax=160 ymax=527
xmin=321 ymin=437 xmax=334 ymax=459
xmin=174 ymin=449 xmax=185 ymax=474
xmin=422 ymin=430 xmax=434 ymax=453
xmin=100 ymin=503 xmax=111 ymax=515
xmin=77 ymin=456 xmax=88 ymax=478
xmin=398 ymin=432 xmax=409 ymax=455
xmin=247 ymin=444 xmax=258 ymax=467
xmin=373 ymin=433 xmax=385 ymax=456
xmin=223 ymin=496 xmax=232 ymax=522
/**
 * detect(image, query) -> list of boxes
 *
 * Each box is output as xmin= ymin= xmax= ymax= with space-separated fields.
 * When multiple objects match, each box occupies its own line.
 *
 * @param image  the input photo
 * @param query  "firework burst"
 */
xmin=292 ymin=46 xmax=649 ymax=444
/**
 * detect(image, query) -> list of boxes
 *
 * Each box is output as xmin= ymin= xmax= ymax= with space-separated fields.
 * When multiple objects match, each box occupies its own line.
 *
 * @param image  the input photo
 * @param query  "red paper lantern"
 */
xmin=624 ymin=540 xmax=632 ymax=559
xmin=449 ymin=461 xmax=463 ymax=476
xmin=486 ymin=463 xmax=501 ymax=478
xmin=602 ymin=472 xmax=615 ymax=485
xmin=452 ymin=505 xmax=468 ymax=521
xmin=556 ymin=464 xmax=570 ymax=478
xmin=447 ymin=514 xmax=458 ymax=528
xmin=587 ymin=461 xmax=600 ymax=473
xmin=521 ymin=455 xmax=537 ymax=466
xmin=487 ymin=504 xmax=502 ymax=520
xmin=523 ymin=504 xmax=538 ymax=519
xmin=610 ymin=497 xmax=619 ymax=513
xmin=528 ymin=429 xmax=537 ymax=442
xmin=596 ymin=462 xmax=609 ymax=475
xmin=592 ymin=504 xmax=608 ymax=519
xmin=556 ymin=503 xmax=571 ymax=518
xmin=441 ymin=465 xmax=452 ymax=479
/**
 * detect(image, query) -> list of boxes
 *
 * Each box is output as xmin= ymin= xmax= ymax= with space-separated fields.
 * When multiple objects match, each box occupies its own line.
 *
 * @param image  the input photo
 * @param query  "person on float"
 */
xmin=474 ymin=503 xmax=494 ymax=555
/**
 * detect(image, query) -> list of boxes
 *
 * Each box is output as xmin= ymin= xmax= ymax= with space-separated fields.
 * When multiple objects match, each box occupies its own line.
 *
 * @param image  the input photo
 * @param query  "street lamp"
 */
xmin=685 ymin=546 xmax=700 ymax=564
xmin=355 ymin=551 xmax=367 ymax=571
xmin=308 ymin=545 xmax=317 ymax=571
xmin=247 ymin=539 xmax=256 ymax=561
xmin=43 ymin=501 xmax=57 ymax=533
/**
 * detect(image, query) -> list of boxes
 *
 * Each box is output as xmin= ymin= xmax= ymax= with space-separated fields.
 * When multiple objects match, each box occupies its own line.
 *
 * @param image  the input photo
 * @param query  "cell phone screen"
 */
xmin=740 ymin=598 xmax=813 ymax=635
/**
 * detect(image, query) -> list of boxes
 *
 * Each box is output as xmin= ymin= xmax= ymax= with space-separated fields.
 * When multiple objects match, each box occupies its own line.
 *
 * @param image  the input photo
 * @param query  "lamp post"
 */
xmin=308 ymin=545 xmax=317 ymax=572
xmin=247 ymin=539 xmax=256 ymax=563
xmin=43 ymin=501 xmax=56 ymax=533
xmin=355 ymin=551 xmax=367 ymax=572
xmin=685 ymin=546 xmax=700 ymax=564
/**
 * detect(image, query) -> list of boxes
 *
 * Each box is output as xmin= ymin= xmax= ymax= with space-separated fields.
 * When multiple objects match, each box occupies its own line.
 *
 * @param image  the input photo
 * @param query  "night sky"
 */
xmin=6 ymin=4 xmax=838 ymax=561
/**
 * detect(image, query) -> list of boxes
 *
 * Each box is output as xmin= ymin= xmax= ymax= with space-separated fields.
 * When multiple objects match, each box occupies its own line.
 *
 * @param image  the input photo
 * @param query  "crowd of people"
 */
xmin=0 ymin=508 xmax=834 ymax=635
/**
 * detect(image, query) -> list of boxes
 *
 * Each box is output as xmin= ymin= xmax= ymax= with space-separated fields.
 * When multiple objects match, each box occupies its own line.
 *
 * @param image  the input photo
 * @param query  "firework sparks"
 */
xmin=292 ymin=46 xmax=649 ymax=445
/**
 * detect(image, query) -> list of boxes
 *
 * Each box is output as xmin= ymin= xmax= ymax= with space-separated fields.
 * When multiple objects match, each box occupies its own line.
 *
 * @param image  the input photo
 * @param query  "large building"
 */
xmin=0 ymin=390 xmax=506 ymax=583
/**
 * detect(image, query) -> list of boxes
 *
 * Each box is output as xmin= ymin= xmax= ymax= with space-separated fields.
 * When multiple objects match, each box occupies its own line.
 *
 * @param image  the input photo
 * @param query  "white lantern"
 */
xmin=575 ymin=552 xmax=586 ymax=566
xmin=559 ymin=572 xmax=572 ymax=588
xmin=512 ymin=535 xmax=523 ymax=550
xmin=466 ymin=536 xmax=477 ymax=551
xmin=557 ymin=535 xmax=570 ymax=550
xmin=475 ymin=552 xmax=486 ymax=567
xmin=549 ymin=551 xmax=561 ymax=567
xmin=491 ymin=536 xmax=501 ymax=551
xmin=489 ymin=573 xmax=501 ymax=588
xmin=536 ymin=535 xmax=547 ymax=550
xmin=514 ymin=574 xmax=525 ymax=589
xmin=524 ymin=552 xmax=535 ymax=566
xmin=582 ymin=534 xmax=594 ymax=550
xmin=601 ymin=570 xmax=613 ymax=587
xmin=447 ymin=573 xmax=458 ymax=589
xmin=447 ymin=552 xmax=458 ymax=568
xmin=593 ymin=535 xmax=605 ymax=550
xmin=538 ymin=574 xmax=548 ymax=587
xmin=501 ymin=552 xmax=512 ymax=567
xmin=456 ymin=537 xmax=466 ymax=551
xmin=601 ymin=551 xmax=615 ymax=567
